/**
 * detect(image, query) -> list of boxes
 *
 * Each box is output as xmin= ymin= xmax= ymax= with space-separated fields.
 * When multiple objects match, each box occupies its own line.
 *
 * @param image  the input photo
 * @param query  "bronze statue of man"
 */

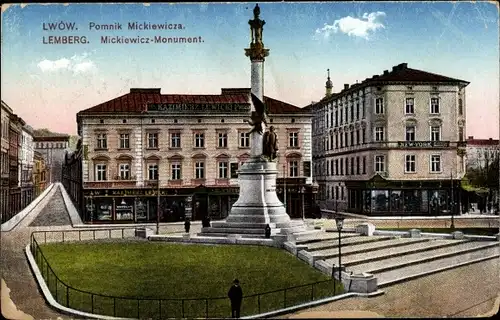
xmin=263 ymin=126 xmax=278 ymax=160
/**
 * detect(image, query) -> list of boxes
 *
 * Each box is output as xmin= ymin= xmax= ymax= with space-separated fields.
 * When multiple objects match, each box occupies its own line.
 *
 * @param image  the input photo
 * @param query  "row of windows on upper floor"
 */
xmin=315 ymin=153 xmax=463 ymax=177
xmin=89 ymin=117 xmax=300 ymax=125
xmin=314 ymin=124 xmax=464 ymax=153
xmin=93 ymin=131 xmax=302 ymax=150
xmin=314 ymin=97 xmax=464 ymax=130
xmin=91 ymin=159 xmax=304 ymax=182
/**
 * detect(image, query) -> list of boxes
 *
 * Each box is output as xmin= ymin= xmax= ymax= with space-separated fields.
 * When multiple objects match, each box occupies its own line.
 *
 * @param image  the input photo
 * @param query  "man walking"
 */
xmin=228 ymin=279 xmax=243 ymax=318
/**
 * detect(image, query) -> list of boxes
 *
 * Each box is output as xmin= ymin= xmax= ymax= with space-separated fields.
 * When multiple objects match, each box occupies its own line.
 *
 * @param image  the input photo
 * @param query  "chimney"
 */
xmin=344 ymin=84 xmax=349 ymax=90
xmin=468 ymin=136 xmax=474 ymax=140
xmin=383 ymin=70 xmax=389 ymax=75
xmin=489 ymin=138 xmax=493 ymax=141
xmin=400 ymin=63 xmax=408 ymax=69
xmin=392 ymin=66 xmax=397 ymax=72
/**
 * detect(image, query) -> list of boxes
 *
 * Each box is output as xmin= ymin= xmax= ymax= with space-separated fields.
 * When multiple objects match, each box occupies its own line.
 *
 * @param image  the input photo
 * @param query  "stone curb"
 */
xmin=1 ymin=183 xmax=56 ymax=232
xmin=58 ymin=182 xmax=83 ymax=226
xmin=24 ymin=244 xmax=134 ymax=320
xmin=241 ymin=290 xmax=385 ymax=319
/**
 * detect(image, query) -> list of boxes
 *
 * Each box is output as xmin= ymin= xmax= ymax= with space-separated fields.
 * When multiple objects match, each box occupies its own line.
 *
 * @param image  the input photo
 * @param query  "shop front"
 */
xmin=345 ymin=174 xmax=461 ymax=216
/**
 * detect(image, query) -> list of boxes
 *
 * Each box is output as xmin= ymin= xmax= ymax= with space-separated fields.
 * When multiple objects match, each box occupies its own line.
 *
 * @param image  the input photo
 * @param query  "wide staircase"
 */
xmin=290 ymin=230 xmax=499 ymax=288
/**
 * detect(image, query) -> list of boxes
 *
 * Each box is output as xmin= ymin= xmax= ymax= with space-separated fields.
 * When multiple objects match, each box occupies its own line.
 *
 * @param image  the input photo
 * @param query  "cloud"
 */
xmin=37 ymin=52 xmax=97 ymax=74
xmin=315 ymin=11 xmax=386 ymax=40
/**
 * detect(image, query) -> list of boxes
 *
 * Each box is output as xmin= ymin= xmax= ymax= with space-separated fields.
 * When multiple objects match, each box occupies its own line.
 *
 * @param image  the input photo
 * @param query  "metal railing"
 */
xmin=30 ymin=229 xmax=342 ymax=319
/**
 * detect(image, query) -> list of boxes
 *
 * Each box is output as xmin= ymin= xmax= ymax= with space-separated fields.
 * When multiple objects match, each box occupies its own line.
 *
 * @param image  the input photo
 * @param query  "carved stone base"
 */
xmin=198 ymin=158 xmax=305 ymax=237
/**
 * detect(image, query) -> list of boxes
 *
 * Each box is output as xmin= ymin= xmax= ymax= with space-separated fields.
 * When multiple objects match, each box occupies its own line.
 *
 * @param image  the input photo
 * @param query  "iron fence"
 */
xmin=30 ymin=229 xmax=342 ymax=319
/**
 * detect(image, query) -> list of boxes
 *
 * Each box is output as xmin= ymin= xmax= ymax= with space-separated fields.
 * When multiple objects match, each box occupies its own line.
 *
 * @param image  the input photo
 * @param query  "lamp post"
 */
xmin=301 ymin=186 xmax=305 ymax=220
xmin=450 ymin=168 xmax=455 ymax=229
xmin=283 ymin=163 xmax=287 ymax=210
xmin=334 ymin=216 xmax=344 ymax=286
xmin=156 ymin=175 xmax=160 ymax=235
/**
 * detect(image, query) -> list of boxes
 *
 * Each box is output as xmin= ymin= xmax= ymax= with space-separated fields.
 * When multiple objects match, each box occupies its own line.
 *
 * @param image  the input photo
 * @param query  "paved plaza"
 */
xmin=1 ymin=184 xmax=499 ymax=319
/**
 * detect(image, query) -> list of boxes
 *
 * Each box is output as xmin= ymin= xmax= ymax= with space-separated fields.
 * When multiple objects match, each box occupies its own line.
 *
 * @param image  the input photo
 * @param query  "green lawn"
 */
xmin=35 ymin=242 xmax=342 ymax=318
xmin=377 ymin=227 xmax=499 ymax=236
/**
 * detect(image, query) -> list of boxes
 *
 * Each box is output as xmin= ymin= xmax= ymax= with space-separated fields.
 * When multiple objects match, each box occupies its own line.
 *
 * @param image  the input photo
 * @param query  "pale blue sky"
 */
xmin=1 ymin=2 xmax=498 ymax=138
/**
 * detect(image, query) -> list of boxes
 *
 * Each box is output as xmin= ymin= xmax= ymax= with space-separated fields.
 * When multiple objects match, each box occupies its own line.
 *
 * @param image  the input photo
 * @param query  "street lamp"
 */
xmin=156 ymin=175 xmax=160 ymax=235
xmin=334 ymin=216 xmax=344 ymax=287
xmin=450 ymin=169 xmax=455 ymax=229
xmin=301 ymin=186 xmax=305 ymax=220
xmin=283 ymin=163 xmax=287 ymax=210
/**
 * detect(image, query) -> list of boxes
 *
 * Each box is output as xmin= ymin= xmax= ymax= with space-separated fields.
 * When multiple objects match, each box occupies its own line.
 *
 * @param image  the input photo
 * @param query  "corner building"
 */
xmin=75 ymin=88 xmax=314 ymax=223
xmin=311 ymin=63 xmax=469 ymax=215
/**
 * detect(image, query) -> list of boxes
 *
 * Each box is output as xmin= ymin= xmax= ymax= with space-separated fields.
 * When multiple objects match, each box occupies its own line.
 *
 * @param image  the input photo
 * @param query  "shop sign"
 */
xmin=147 ymin=103 xmax=250 ymax=113
xmin=397 ymin=141 xmax=450 ymax=148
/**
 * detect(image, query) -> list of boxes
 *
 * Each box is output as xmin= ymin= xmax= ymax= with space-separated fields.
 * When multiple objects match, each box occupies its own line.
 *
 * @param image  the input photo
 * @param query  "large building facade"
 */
xmin=1 ymin=101 xmax=12 ymax=222
xmin=70 ymin=88 xmax=314 ymax=223
xmin=466 ymin=136 xmax=499 ymax=171
xmin=311 ymin=63 xmax=469 ymax=216
xmin=7 ymin=112 xmax=24 ymax=221
xmin=33 ymin=150 xmax=49 ymax=197
xmin=20 ymin=125 xmax=35 ymax=209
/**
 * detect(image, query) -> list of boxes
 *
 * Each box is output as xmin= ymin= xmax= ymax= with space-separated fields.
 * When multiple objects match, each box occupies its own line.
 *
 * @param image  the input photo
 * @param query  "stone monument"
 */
xmin=199 ymin=4 xmax=306 ymax=238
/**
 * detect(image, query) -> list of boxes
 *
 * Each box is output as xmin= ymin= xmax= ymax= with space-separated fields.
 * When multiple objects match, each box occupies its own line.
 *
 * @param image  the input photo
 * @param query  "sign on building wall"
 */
xmin=397 ymin=141 xmax=450 ymax=148
xmin=147 ymin=103 xmax=250 ymax=113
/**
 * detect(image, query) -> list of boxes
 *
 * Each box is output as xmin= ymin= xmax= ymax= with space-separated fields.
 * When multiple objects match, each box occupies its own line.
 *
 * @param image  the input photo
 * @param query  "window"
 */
xmin=405 ymin=98 xmax=415 ymax=114
xmin=375 ymin=127 xmax=384 ymax=142
xmin=362 ymin=156 xmax=366 ymax=174
xmin=430 ymin=126 xmax=441 ymax=141
xmin=459 ymin=127 xmax=464 ymax=141
xmin=340 ymin=158 xmax=344 ymax=175
xmin=195 ymin=162 xmax=204 ymax=179
xmin=240 ymin=132 xmax=250 ymax=148
xmin=218 ymin=162 xmax=228 ymax=178
xmin=171 ymin=163 xmax=181 ymax=180
xmin=326 ymin=160 xmax=330 ymax=176
xmin=356 ymin=103 xmax=360 ymax=120
xmin=430 ymin=98 xmax=440 ymax=114
xmin=340 ymin=134 xmax=343 ymax=148
xmin=119 ymin=133 xmax=130 ymax=149
xmin=430 ymin=155 xmax=441 ymax=173
xmin=350 ymin=131 xmax=354 ymax=147
xmin=95 ymin=164 xmax=107 ymax=181
xmin=375 ymin=98 xmax=384 ymax=114
xmin=148 ymin=164 xmax=158 ymax=180
xmin=344 ymin=132 xmax=348 ymax=147
xmin=345 ymin=106 xmax=348 ymax=123
xmin=119 ymin=164 xmax=130 ymax=179
xmin=350 ymin=105 xmax=354 ymax=122
xmin=289 ymin=132 xmax=299 ymax=147
xmin=335 ymin=159 xmax=339 ymax=176
xmin=147 ymin=133 xmax=158 ymax=149
xmin=335 ymin=186 xmax=339 ymax=200
xmin=406 ymin=126 xmax=415 ymax=141
xmin=218 ymin=132 xmax=228 ymax=148
xmin=289 ymin=160 xmax=299 ymax=177
xmin=339 ymin=107 xmax=343 ymax=124
xmin=330 ymin=160 xmax=334 ymax=176
xmin=171 ymin=132 xmax=181 ymax=148
xmin=345 ymin=158 xmax=348 ymax=176
xmin=194 ymin=133 xmax=205 ymax=148
xmin=335 ymin=134 xmax=339 ymax=149
xmin=356 ymin=130 xmax=360 ymax=145
xmin=362 ymin=128 xmax=366 ymax=144
xmin=350 ymin=157 xmax=354 ymax=175
xmin=375 ymin=155 xmax=385 ymax=173
xmin=458 ymin=98 xmax=463 ymax=115
xmin=356 ymin=156 xmax=360 ymax=175
xmin=335 ymin=110 xmax=338 ymax=126
xmin=405 ymin=155 xmax=416 ymax=173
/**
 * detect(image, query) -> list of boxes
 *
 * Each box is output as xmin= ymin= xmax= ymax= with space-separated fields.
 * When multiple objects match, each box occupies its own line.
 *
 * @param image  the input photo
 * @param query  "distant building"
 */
xmin=68 ymin=87 xmax=314 ymax=224
xmin=310 ymin=63 xmax=469 ymax=216
xmin=33 ymin=150 xmax=48 ymax=197
xmin=33 ymin=132 xmax=70 ymax=183
xmin=465 ymin=136 xmax=499 ymax=170
xmin=20 ymin=124 xmax=35 ymax=209
xmin=1 ymin=101 xmax=12 ymax=222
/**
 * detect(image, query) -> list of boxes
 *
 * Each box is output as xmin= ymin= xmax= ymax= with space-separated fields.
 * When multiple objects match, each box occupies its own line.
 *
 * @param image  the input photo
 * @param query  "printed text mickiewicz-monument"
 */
xmin=128 ymin=22 xmax=184 ymax=30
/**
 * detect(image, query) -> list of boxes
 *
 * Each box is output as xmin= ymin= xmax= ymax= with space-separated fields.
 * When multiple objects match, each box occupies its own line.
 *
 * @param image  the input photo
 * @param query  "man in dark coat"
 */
xmin=228 ymin=279 xmax=243 ymax=318
xmin=263 ymin=126 xmax=278 ymax=160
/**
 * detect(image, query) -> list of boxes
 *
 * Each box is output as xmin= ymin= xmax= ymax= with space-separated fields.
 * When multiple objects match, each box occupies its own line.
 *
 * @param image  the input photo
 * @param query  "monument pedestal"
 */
xmin=199 ymin=158 xmax=305 ymax=238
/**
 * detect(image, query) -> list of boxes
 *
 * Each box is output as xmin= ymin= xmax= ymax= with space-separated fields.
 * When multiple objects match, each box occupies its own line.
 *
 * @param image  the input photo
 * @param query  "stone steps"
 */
xmin=295 ymin=232 xmax=360 ymax=245
xmin=375 ymin=244 xmax=500 ymax=287
xmin=349 ymin=241 xmax=500 ymax=275
xmin=325 ymin=239 xmax=469 ymax=267
xmin=305 ymin=235 xmax=393 ymax=251
xmin=210 ymin=222 xmax=277 ymax=229
xmin=196 ymin=232 xmax=271 ymax=239
xmin=200 ymin=227 xmax=267 ymax=235
xmin=309 ymin=238 xmax=430 ymax=260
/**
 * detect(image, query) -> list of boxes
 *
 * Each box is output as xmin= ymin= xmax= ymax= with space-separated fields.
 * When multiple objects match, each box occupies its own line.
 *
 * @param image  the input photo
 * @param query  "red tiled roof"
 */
xmin=78 ymin=88 xmax=306 ymax=116
xmin=466 ymin=138 xmax=499 ymax=146
xmin=315 ymin=63 xmax=470 ymax=104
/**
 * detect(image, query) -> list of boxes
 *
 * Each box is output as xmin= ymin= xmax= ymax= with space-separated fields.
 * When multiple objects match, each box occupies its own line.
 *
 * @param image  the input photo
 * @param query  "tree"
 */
xmin=466 ymin=151 xmax=499 ymax=204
